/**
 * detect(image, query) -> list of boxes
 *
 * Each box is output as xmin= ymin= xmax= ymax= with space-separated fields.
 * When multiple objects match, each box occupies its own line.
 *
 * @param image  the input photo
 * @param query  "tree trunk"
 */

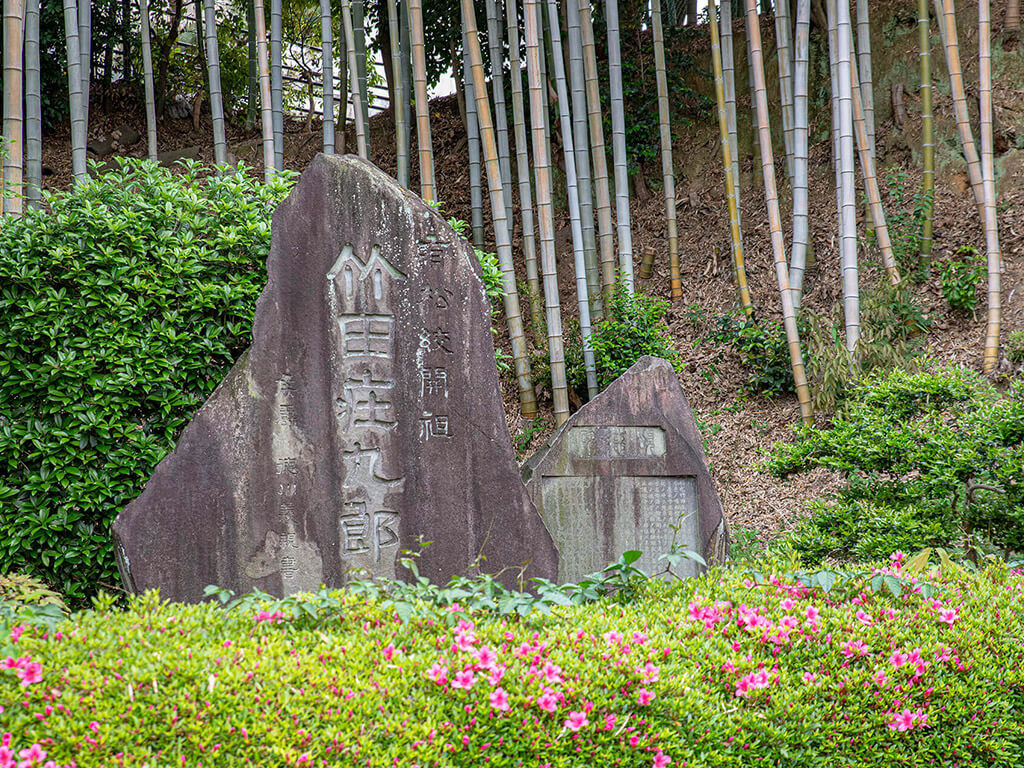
xmin=140 ymin=0 xmax=158 ymax=160
xmin=790 ymin=0 xmax=810 ymax=308
xmin=979 ymin=0 xmax=1001 ymax=371
xmin=746 ymin=0 xmax=814 ymax=425
xmin=25 ymin=0 xmax=41 ymax=207
xmin=651 ymin=0 xmax=681 ymax=299
xmin=545 ymin=0 xmax=597 ymax=398
xmin=253 ymin=0 xmax=275 ymax=180
xmin=341 ymin=0 xmax=368 ymax=158
xmin=508 ymin=0 xmax=543 ymax=336
xmin=485 ymin=0 xmax=514 ymax=223
xmin=462 ymin=27 xmax=485 ymax=248
xmin=710 ymin=0 xmax=753 ymax=315
xmin=606 ymin=0 xmax=634 ymax=289
xmin=462 ymin=0 xmax=539 ymax=419
xmin=580 ymin=0 xmax=616 ymax=301
xmin=919 ymin=0 xmax=935 ymax=272
xmin=407 ymin=0 xmax=434 ymax=200
xmin=202 ymin=0 xmax=227 ymax=165
xmin=320 ymin=0 xmax=335 ymax=153
xmin=386 ymin=0 xmax=407 ymax=182
xmin=270 ymin=0 xmax=283 ymax=170
xmin=3 ymin=0 xmax=25 ymax=216
xmin=62 ymin=0 xmax=87 ymax=181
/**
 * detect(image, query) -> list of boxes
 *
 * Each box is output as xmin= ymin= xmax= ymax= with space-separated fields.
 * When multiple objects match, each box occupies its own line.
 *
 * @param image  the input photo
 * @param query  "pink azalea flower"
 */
xmin=382 ymin=644 xmax=395 ymax=661
xmin=564 ymin=710 xmax=589 ymax=732
xmin=542 ymin=662 xmax=563 ymax=685
xmin=18 ymin=744 xmax=47 ymax=764
xmin=640 ymin=662 xmax=660 ymax=682
xmin=873 ymin=670 xmax=889 ymax=687
xmin=9 ymin=626 xmax=25 ymax=644
xmin=887 ymin=708 xmax=929 ymax=732
xmin=0 ymin=747 xmax=13 ymax=768
xmin=537 ymin=689 xmax=559 ymax=713
xmin=802 ymin=672 xmax=817 ymax=684
xmin=475 ymin=646 xmax=498 ymax=670
xmin=487 ymin=664 xmax=506 ymax=686
xmin=637 ymin=688 xmax=656 ymax=706
xmin=938 ymin=608 xmax=959 ymax=626
xmin=489 ymin=687 xmax=510 ymax=712
xmin=653 ymin=751 xmax=672 ymax=768
xmin=779 ymin=598 xmax=796 ymax=611
xmin=889 ymin=651 xmax=909 ymax=668
xmin=855 ymin=610 xmax=874 ymax=626
xmin=603 ymin=714 xmax=617 ymax=731
xmin=426 ymin=662 xmax=448 ymax=686
xmin=16 ymin=662 xmax=42 ymax=687
xmin=630 ymin=735 xmax=640 ymax=747
xmin=451 ymin=668 xmax=475 ymax=690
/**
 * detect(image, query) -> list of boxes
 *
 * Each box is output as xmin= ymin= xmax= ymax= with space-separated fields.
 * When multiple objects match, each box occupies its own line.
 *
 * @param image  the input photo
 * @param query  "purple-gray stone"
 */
xmin=113 ymin=154 xmax=558 ymax=602
xmin=522 ymin=356 xmax=729 ymax=582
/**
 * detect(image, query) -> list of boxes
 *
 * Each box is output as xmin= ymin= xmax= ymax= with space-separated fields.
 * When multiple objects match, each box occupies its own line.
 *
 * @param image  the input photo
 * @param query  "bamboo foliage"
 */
xmin=386 ymin=0 xmax=406 ymax=181
xmin=341 ymin=0 xmax=367 ymax=159
xmin=252 ymin=0 xmax=275 ymax=180
xmin=579 ymin=0 xmax=616 ymax=299
xmin=408 ymin=0 xmax=435 ymax=201
xmin=140 ymin=0 xmax=158 ymax=161
xmin=202 ymin=0 xmax=227 ymax=165
xmin=3 ymin=0 xmax=25 ymax=216
xmin=545 ymin=0 xmax=597 ymax=398
xmin=461 ymin=28 xmax=485 ymax=248
xmin=525 ymin=0 xmax=570 ymax=424
xmin=507 ymin=0 xmax=543 ymax=336
xmin=462 ymin=0 xmax=539 ymax=419
xmin=25 ymin=0 xmax=41 ymax=207
xmin=979 ymin=0 xmax=1001 ymax=371
xmin=651 ymin=0 xmax=681 ymax=300
xmin=745 ymin=0 xmax=813 ymax=425
xmin=709 ymin=0 xmax=752 ymax=316
xmin=790 ymin=0 xmax=810 ymax=308
xmin=270 ymin=0 xmax=283 ymax=170
xmin=62 ymin=0 xmax=87 ymax=182
xmin=918 ymin=0 xmax=935 ymax=270
xmin=606 ymin=0 xmax=634 ymax=289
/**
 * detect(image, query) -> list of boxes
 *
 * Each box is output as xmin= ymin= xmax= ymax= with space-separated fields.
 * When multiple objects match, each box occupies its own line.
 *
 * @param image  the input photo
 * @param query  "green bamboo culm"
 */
xmin=918 ymin=0 xmax=935 ymax=272
xmin=61 ymin=0 xmax=87 ymax=182
xmin=24 ymin=0 xmax=42 ymax=207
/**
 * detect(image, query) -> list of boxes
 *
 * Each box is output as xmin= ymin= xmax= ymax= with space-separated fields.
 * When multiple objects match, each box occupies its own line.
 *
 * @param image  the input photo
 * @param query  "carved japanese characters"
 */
xmin=522 ymin=356 xmax=729 ymax=583
xmin=113 ymin=155 xmax=558 ymax=602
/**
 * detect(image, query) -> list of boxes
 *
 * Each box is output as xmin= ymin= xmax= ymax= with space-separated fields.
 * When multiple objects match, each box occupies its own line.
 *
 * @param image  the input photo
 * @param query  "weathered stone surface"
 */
xmin=113 ymin=154 xmax=558 ymax=602
xmin=522 ymin=356 xmax=729 ymax=582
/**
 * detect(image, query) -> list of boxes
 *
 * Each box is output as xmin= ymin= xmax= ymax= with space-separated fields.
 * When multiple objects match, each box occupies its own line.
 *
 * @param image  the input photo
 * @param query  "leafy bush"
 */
xmin=769 ymin=366 xmax=1024 ymax=560
xmin=940 ymin=246 xmax=985 ymax=313
xmin=1009 ymin=329 xmax=1024 ymax=365
xmin=879 ymin=168 xmax=932 ymax=278
xmin=3 ymin=559 xmax=1024 ymax=766
xmin=0 ymin=159 xmax=296 ymax=606
xmin=711 ymin=312 xmax=809 ymax=397
xmin=567 ymin=282 xmax=682 ymax=396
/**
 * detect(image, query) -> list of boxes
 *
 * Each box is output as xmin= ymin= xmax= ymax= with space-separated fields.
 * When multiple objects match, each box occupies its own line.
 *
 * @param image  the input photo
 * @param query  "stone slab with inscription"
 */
xmin=522 ymin=356 xmax=729 ymax=582
xmin=113 ymin=154 xmax=558 ymax=602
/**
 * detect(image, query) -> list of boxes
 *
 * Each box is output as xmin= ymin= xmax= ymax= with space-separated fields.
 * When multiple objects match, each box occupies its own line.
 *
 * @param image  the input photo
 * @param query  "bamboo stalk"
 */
xmin=979 ymin=0 xmax=1001 ymax=372
xmin=652 ymin=0 xmax=681 ymax=300
xmin=1008 ymin=0 xmax=1021 ymax=32
xmin=399 ymin=0 xmax=411 ymax=174
xmin=78 ymin=0 xmax=89 ymax=139
xmin=202 ymin=0 xmax=227 ymax=166
xmin=139 ymin=0 xmax=158 ymax=161
xmin=855 ymin=0 xmax=875 ymax=160
xmin=3 ymin=0 xmax=25 ymax=216
xmin=606 ymin=0 xmax=634 ymax=289
xmin=746 ymin=0 xmax=813 ymax=425
xmin=525 ymin=0 xmax=570 ymax=423
xmin=579 ymin=0 xmax=616 ymax=300
xmin=62 ymin=0 xmax=87 ymax=182
xmin=246 ymin=0 xmax=257 ymax=131
xmin=253 ymin=0 xmax=275 ymax=180
xmin=320 ymin=0 xmax=335 ymax=153
xmin=485 ymin=0 xmax=514 ymax=220
xmin=720 ymin=0 xmax=742 ymax=238
xmin=744 ymin=19 xmax=762 ymax=188
xmin=934 ymin=0 xmax=985 ymax=219
xmin=341 ymin=0 xmax=367 ymax=159
xmin=24 ymin=0 xmax=41 ymax=207
xmin=463 ymin=0 xmax=539 ymax=419
xmin=848 ymin=24 xmax=901 ymax=286
xmin=710 ymin=0 xmax=753 ymax=316
xmin=775 ymin=0 xmax=796 ymax=185
xmin=462 ymin=29 xmax=486 ymax=248
xmin=566 ymin=0 xmax=601 ymax=312
xmin=386 ymin=0 xmax=406 ymax=178
xmin=270 ymin=0 xmax=283 ymax=170
xmin=919 ymin=0 xmax=935 ymax=271
xmin=408 ymin=0 xmax=435 ymax=201
xmin=545 ymin=0 xmax=597 ymax=399
xmin=790 ymin=0 xmax=810 ymax=308
xmin=507 ymin=0 xmax=544 ymax=337
xmin=353 ymin=0 xmax=369 ymax=145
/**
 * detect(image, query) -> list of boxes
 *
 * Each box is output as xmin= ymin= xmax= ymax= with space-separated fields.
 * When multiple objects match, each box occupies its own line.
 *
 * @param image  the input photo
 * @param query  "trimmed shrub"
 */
xmin=2 ymin=560 xmax=1024 ymax=766
xmin=0 ymin=160 xmax=296 ymax=606
xmin=769 ymin=366 xmax=1024 ymax=561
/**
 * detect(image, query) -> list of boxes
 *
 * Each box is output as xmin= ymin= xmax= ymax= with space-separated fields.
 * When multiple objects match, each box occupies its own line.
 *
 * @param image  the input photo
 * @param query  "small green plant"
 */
xmin=447 ymin=215 xmax=503 ymax=303
xmin=939 ymin=246 xmax=985 ymax=313
xmin=566 ymin=280 xmax=682 ymax=396
xmin=711 ymin=312 xmax=809 ymax=397
xmin=879 ymin=168 xmax=933 ymax=278
xmin=514 ymin=416 xmax=549 ymax=458
xmin=1008 ymin=329 xmax=1024 ymax=364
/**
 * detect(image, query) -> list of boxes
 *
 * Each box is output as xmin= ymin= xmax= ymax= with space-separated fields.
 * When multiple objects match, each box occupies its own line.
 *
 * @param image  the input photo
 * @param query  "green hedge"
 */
xmin=3 ymin=560 xmax=1023 ymax=766
xmin=0 ymin=161 xmax=295 ymax=606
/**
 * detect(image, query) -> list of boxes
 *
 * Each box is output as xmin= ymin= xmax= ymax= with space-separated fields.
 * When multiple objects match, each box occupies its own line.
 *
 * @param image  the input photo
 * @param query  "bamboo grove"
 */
xmin=0 ymin=0 xmax=1014 ymax=425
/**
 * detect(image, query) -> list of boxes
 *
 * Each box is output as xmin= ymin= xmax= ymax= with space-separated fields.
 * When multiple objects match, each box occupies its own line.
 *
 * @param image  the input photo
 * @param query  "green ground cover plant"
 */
xmin=770 ymin=366 xmax=1024 ymax=563
xmin=0 ymin=160 xmax=296 ymax=606
xmin=2 ymin=553 xmax=1023 ymax=766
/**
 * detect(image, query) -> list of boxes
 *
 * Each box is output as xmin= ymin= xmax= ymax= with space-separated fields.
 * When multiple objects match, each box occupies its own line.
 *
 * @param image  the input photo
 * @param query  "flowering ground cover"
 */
xmin=2 ymin=556 xmax=1023 ymax=767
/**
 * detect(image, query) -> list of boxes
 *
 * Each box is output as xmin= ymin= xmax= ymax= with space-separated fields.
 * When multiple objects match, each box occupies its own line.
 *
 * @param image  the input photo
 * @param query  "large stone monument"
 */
xmin=113 ymin=155 xmax=558 ymax=602
xmin=522 ymin=356 xmax=728 ymax=582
